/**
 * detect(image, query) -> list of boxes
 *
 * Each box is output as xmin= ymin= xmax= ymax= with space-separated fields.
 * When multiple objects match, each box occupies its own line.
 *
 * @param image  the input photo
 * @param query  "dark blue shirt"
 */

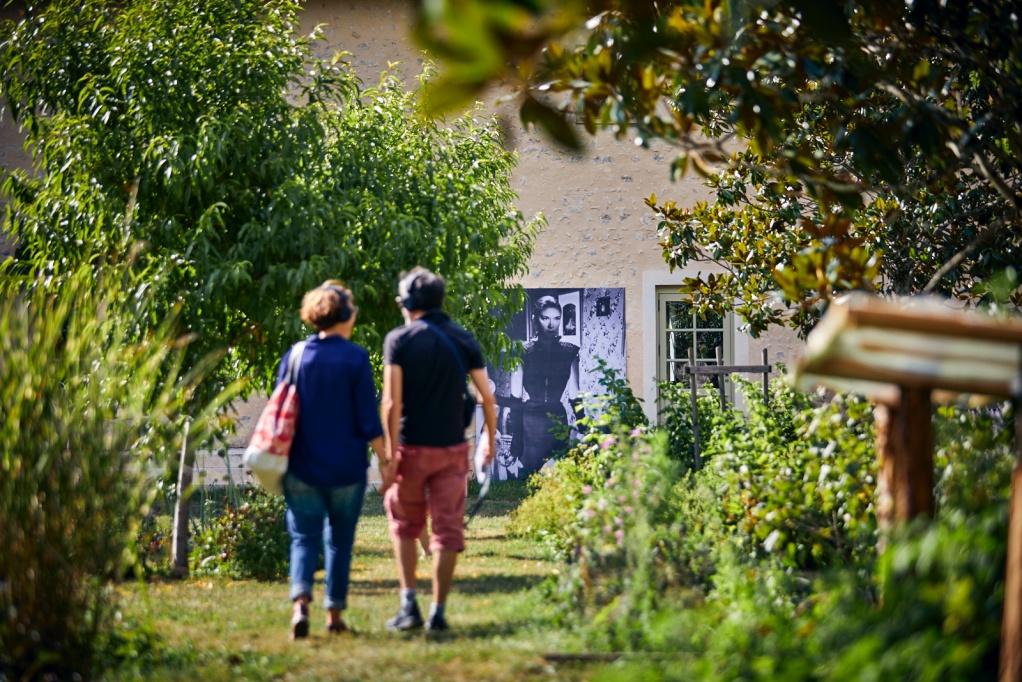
xmin=277 ymin=335 xmax=383 ymax=487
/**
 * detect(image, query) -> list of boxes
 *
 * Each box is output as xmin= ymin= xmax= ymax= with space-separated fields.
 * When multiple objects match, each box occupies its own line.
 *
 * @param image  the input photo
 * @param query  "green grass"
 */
xmin=107 ymin=483 xmax=601 ymax=681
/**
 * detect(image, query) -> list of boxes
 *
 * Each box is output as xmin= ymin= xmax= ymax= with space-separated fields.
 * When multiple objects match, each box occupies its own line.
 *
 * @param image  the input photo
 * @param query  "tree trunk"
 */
xmin=170 ymin=420 xmax=192 ymax=578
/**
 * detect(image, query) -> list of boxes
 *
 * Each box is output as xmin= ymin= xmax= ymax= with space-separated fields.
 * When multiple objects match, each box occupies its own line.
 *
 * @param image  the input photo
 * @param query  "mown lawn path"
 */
xmin=114 ymin=490 xmax=597 ymax=681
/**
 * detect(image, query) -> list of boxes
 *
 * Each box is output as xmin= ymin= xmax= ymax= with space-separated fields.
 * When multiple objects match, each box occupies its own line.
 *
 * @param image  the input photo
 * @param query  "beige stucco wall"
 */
xmin=0 ymin=6 xmax=28 ymax=258
xmin=0 ymin=1 xmax=803 ymax=440
xmin=301 ymin=0 xmax=802 ymax=418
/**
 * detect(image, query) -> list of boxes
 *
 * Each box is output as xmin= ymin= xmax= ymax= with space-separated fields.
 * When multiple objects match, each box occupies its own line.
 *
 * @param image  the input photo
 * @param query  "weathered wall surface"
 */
xmin=0 ymin=0 xmax=804 ymax=441
xmin=296 ymin=0 xmax=804 ymax=415
xmin=0 ymin=6 xmax=28 ymax=258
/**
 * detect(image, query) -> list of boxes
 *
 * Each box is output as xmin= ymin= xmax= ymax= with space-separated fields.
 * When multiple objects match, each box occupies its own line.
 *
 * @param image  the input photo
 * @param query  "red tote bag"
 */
xmin=243 ymin=341 xmax=307 ymax=494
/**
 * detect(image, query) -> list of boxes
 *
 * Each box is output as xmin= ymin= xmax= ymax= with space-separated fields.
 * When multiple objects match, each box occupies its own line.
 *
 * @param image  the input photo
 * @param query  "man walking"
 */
xmin=380 ymin=267 xmax=497 ymax=631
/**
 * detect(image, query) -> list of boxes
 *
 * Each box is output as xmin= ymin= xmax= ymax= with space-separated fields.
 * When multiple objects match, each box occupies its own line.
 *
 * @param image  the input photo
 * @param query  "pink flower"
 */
xmin=630 ymin=427 xmax=643 ymax=437
xmin=600 ymin=436 xmax=617 ymax=450
xmin=614 ymin=529 xmax=625 ymax=545
xmin=581 ymin=485 xmax=593 ymax=495
xmin=624 ymin=506 xmax=634 ymax=515
xmin=581 ymin=509 xmax=595 ymax=520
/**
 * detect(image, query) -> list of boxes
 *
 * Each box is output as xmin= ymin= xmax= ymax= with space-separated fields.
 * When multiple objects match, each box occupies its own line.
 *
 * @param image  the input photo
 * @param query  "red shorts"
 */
xmin=384 ymin=443 xmax=469 ymax=553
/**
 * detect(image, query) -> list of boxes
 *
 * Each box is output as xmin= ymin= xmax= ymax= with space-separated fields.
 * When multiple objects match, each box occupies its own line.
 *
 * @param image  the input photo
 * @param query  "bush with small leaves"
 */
xmin=190 ymin=487 xmax=289 ymax=581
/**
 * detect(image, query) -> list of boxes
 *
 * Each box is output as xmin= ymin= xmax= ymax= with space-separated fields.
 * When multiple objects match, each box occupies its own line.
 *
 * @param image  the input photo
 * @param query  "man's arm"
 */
xmin=381 ymin=363 xmax=403 ymax=489
xmin=469 ymin=367 xmax=497 ymax=465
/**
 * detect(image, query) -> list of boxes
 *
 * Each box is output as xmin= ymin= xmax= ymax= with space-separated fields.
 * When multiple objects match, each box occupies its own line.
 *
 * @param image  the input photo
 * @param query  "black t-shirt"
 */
xmin=383 ymin=311 xmax=485 ymax=446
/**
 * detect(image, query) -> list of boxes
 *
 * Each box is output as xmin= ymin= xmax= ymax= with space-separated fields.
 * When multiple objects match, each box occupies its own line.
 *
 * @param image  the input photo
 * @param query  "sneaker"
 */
xmin=386 ymin=600 xmax=423 ymax=632
xmin=425 ymin=611 xmax=449 ymax=632
xmin=291 ymin=604 xmax=309 ymax=640
xmin=326 ymin=619 xmax=350 ymax=635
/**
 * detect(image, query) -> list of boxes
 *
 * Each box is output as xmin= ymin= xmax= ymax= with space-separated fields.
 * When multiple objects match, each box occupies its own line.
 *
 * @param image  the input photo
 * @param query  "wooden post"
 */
xmin=999 ymin=357 xmax=1022 ymax=682
xmin=874 ymin=386 xmax=935 ymax=532
xmin=690 ymin=346 xmax=701 ymax=468
xmin=715 ymin=346 xmax=726 ymax=409
xmin=762 ymin=349 xmax=770 ymax=405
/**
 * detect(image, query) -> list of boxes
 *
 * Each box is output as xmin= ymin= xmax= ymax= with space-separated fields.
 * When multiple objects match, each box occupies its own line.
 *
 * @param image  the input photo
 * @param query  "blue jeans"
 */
xmin=283 ymin=473 xmax=366 ymax=610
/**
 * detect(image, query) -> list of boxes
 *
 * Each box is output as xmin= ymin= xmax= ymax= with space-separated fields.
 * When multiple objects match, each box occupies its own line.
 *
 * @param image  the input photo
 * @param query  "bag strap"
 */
xmin=285 ymin=340 xmax=308 ymax=385
xmin=422 ymin=321 xmax=467 ymax=377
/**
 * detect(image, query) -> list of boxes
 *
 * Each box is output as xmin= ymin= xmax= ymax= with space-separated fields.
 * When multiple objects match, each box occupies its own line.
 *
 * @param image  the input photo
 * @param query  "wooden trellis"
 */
xmin=684 ymin=347 xmax=772 ymax=467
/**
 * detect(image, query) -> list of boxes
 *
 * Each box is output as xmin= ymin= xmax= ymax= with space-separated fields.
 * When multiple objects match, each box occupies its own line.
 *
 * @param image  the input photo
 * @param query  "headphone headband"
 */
xmin=319 ymin=284 xmax=353 ymax=323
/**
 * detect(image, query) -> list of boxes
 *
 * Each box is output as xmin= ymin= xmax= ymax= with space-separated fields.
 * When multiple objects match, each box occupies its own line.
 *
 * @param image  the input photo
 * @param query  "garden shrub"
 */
xmin=506 ymin=456 xmax=591 ymax=559
xmin=190 ymin=487 xmax=289 ymax=580
xmin=522 ymin=363 xmax=1014 ymax=680
xmin=704 ymin=382 xmax=877 ymax=572
xmin=508 ymin=361 xmax=647 ymax=558
xmin=0 ymin=267 xmax=226 ymax=680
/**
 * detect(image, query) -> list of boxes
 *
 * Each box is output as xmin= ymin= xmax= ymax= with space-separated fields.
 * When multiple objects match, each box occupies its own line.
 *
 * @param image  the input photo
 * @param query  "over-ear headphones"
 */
xmin=322 ymin=284 xmax=353 ymax=323
xmin=398 ymin=272 xmax=423 ymax=311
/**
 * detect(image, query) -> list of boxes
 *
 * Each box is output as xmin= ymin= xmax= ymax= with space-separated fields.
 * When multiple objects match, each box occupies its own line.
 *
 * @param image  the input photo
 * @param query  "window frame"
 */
xmin=656 ymin=290 xmax=734 ymax=406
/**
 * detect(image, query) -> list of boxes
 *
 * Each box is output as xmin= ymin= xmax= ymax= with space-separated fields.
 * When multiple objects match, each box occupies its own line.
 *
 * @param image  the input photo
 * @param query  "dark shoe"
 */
xmin=291 ymin=605 xmax=309 ymax=640
xmin=327 ymin=619 xmax=350 ymax=634
xmin=386 ymin=601 xmax=423 ymax=632
xmin=425 ymin=612 xmax=449 ymax=632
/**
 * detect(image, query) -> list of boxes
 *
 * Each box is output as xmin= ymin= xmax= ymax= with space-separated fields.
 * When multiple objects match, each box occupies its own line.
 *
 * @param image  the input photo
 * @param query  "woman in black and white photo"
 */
xmin=508 ymin=295 xmax=580 ymax=472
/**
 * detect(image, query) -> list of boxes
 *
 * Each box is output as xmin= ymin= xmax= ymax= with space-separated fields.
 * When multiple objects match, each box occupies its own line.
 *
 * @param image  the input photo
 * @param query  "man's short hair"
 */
xmin=398 ymin=267 xmax=445 ymax=311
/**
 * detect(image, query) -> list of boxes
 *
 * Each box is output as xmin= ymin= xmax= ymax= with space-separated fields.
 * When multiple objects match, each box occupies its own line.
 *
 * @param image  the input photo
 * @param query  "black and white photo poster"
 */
xmin=481 ymin=288 xmax=626 ymax=480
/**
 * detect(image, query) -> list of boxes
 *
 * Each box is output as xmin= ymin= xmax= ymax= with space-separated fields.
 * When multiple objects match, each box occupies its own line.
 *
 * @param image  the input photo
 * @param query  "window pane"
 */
xmin=669 ymin=331 xmax=693 ymax=361
xmin=666 ymin=301 xmax=692 ymax=330
xmin=696 ymin=331 xmax=724 ymax=362
xmin=698 ymin=309 xmax=724 ymax=329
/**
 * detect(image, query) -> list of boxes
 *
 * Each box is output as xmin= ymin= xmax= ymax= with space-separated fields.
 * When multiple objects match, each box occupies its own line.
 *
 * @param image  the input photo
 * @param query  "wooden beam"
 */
xmin=845 ymin=302 xmax=1022 ymax=345
xmin=690 ymin=346 xmax=701 ymax=468
xmin=1000 ymin=396 xmax=1022 ymax=682
xmin=684 ymin=364 xmax=772 ymax=375
xmin=874 ymin=386 xmax=934 ymax=531
xmin=808 ymin=357 xmax=1014 ymax=398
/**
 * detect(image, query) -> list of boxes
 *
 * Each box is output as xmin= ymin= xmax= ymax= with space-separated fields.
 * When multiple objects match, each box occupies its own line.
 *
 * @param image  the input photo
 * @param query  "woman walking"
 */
xmin=278 ymin=280 xmax=385 ymax=638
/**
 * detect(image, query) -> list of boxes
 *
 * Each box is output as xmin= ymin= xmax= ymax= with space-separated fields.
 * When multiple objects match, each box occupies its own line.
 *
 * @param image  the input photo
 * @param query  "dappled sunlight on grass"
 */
xmin=111 ymin=487 xmax=595 ymax=681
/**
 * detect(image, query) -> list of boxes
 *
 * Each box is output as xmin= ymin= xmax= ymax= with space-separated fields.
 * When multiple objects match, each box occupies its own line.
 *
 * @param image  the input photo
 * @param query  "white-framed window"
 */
xmin=656 ymin=290 xmax=733 ymax=396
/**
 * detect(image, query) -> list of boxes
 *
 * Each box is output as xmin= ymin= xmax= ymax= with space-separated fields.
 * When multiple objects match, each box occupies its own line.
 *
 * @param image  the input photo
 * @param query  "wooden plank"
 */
xmin=1000 ymin=391 xmax=1022 ymax=682
xmin=685 ymin=364 xmax=772 ymax=375
xmin=690 ymin=346 xmax=701 ymax=467
xmin=1001 ymin=450 xmax=1022 ymax=682
xmin=807 ymin=357 xmax=1015 ymax=398
xmin=715 ymin=346 xmax=726 ymax=410
xmin=542 ymin=653 xmax=622 ymax=663
xmin=844 ymin=299 xmax=1022 ymax=344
